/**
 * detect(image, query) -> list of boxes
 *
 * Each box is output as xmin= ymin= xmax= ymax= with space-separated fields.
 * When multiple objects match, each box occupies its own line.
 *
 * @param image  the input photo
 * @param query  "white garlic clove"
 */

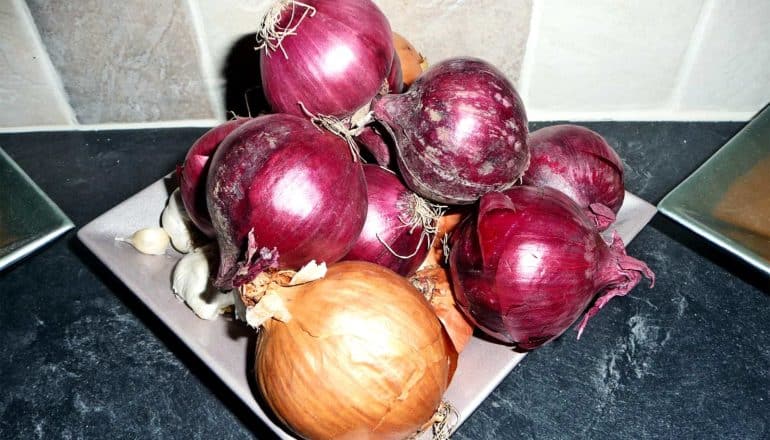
xmin=172 ymin=245 xmax=234 ymax=320
xmin=116 ymin=227 xmax=170 ymax=255
xmin=161 ymin=188 xmax=196 ymax=253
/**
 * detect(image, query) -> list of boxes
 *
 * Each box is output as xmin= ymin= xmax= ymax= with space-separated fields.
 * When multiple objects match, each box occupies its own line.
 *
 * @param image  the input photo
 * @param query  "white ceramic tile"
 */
xmin=27 ymin=0 xmax=214 ymax=124
xmin=675 ymin=0 xmax=770 ymax=114
xmin=526 ymin=0 xmax=704 ymax=112
xmin=190 ymin=0 xmax=269 ymax=79
xmin=0 ymin=0 xmax=74 ymax=128
xmin=189 ymin=0 xmax=271 ymax=116
xmin=375 ymin=0 xmax=532 ymax=85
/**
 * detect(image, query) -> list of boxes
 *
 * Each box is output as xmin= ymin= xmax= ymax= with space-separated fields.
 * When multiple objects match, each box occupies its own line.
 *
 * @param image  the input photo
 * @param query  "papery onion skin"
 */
xmin=450 ymin=186 xmax=654 ymax=350
xmin=206 ymin=114 xmax=367 ymax=290
xmin=259 ymin=0 xmax=394 ymax=118
xmin=256 ymin=261 xmax=453 ymax=440
xmin=393 ymin=32 xmax=426 ymax=88
xmin=410 ymin=265 xmax=474 ymax=354
xmin=373 ymin=57 xmax=529 ymax=205
xmin=523 ymin=124 xmax=625 ymax=231
xmin=179 ymin=117 xmax=251 ymax=237
xmin=342 ymin=165 xmax=428 ymax=276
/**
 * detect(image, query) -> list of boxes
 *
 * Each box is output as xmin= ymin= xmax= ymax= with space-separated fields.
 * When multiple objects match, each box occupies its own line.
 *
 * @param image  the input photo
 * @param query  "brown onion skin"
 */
xmin=206 ymin=114 xmax=367 ymax=290
xmin=256 ymin=261 xmax=453 ymax=440
xmin=523 ymin=124 xmax=625 ymax=231
xmin=260 ymin=0 xmax=394 ymax=118
xmin=392 ymin=32 xmax=425 ymax=88
xmin=373 ymin=57 xmax=529 ymax=205
xmin=450 ymin=186 xmax=654 ymax=350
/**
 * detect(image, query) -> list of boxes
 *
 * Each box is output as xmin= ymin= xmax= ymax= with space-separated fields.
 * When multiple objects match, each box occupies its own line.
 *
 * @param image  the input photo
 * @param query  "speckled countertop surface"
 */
xmin=1 ymin=121 xmax=768 ymax=439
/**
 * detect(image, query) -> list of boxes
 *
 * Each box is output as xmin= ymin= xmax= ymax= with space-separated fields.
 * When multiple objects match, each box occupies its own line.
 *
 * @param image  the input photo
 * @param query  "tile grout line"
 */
xmin=0 ymin=119 xmax=220 ymax=134
xmin=668 ymin=0 xmax=716 ymax=112
xmin=14 ymin=0 xmax=79 ymax=126
xmin=527 ymin=109 xmax=755 ymax=122
xmin=184 ymin=0 xmax=226 ymax=121
xmin=516 ymin=0 xmax=542 ymax=108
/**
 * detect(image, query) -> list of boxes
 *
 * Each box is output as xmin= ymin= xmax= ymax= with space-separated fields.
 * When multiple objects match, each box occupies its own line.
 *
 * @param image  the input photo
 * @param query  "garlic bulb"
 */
xmin=172 ymin=245 xmax=233 ymax=320
xmin=161 ymin=188 xmax=197 ymax=253
xmin=115 ymin=228 xmax=170 ymax=255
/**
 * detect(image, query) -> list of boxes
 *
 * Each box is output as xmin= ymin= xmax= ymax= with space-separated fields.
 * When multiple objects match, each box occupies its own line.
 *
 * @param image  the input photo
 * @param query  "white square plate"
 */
xmin=78 ymin=178 xmax=656 ymax=438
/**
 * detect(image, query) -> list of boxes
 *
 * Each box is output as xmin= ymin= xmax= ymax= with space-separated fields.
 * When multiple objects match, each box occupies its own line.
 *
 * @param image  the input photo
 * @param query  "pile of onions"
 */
xmin=523 ymin=124 xmax=625 ymax=231
xmin=373 ymin=57 xmax=529 ymax=205
xmin=179 ymin=117 xmax=251 ymax=237
xmin=342 ymin=165 xmax=442 ymax=276
xmin=246 ymin=261 xmax=454 ymax=440
xmin=206 ymin=114 xmax=367 ymax=290
xmin=449 ymin=186 xmax=655 ymax=350
xmin=155 ymin=5 xmax=659 ymax=436
xmin=257 ymin=0 xmax=394 ymax=118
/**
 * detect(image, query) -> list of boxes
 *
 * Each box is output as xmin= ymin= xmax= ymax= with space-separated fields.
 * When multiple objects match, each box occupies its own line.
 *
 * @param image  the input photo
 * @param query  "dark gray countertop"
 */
xmin=1 ymin=121 xmax=768 ymax=439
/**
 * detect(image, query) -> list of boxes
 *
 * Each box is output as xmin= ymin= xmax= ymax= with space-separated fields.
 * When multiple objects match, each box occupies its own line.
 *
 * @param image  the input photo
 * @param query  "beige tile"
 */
xmin=375 ymin=0 xmax=532 ymax=86
xmin=0 ymin=0 xmax=74 ymax=128
xmin=26 ymin=0 xmax=214 ymax=124
xmin=676 ymin=0 xmax=770 ymax=114
xmin=526 ymin=0 xmax=704 ymax=112
xmin=190 ymin=0 xmax=271 ymax=116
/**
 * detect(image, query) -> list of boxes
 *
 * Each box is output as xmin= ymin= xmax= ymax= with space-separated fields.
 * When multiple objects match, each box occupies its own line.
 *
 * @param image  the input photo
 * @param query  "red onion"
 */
xmin=372 ymin=57 xmax=529 ymax=205
xmin=523 ymin=124 xmax=625 ymax=231
xmin=343 ymin=165 xmax=442 ymax=276
xmin=257 ymin=0 xmax=394 ymax=118
xmin=179 ymin=117 xmax=251 ymax=237
xmin=385 ymin=50 xmax=404 ymax=94
xmin=206 ymin=114 xmax=368 ymax=290
xmin=449 ymin=186 xmax=654 ymax=350
xmin=355 ymin=123 xmax=393 ymax=167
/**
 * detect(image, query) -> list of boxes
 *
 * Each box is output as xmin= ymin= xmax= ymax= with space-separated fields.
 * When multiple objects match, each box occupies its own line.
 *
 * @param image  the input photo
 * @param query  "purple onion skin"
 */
xmin=206 ymin=114 xmax=368 ymax=290
xmin=373 ymin=57 xmax=529 ymax=205
xmin=386 ymin=50 xmax=404 ymax=94
xmin=342 ymin=165 xmax=428 ymax=276
xmin=355 ymin=124 xmax=393 ymax=168
xmin=260 ymin=0 xmax=394 ymax=118
xmin=523 ymin=124 xmax=625 ymax=231
xmin=179 ymin=117 xmax=251 ymax=237
xmin=449 ymin=186 xmax=654 ymax=350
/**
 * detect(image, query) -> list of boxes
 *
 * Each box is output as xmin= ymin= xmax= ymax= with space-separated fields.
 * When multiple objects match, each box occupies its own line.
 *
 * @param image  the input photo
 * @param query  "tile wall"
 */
xmin=1 ymin=0 xmax=768 ymax=130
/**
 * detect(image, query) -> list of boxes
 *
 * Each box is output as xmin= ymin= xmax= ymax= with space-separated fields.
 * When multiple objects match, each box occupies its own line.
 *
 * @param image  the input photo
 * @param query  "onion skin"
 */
xmin=373 ymin=57 xmax=529 ymax=205
xmin=206 ymin=114 xmax=367 ymax=290
xmin=393 ymin=32 xmax=426 ymax=88
xmin=342 ymin=165 xmax=428 ymax=276
xmin=523 ymin=124 xmax=625 ymax=231
xmin=355 ymin=124 xmax=392 ymax=167
xmin=255 ymin=261 xmax=453 ymax=440
xmin=179 ymin=117 xmax=251 ymax=237
xmin=419 ymin=211 xmax=465 ymax=270
xmin=410 ymin=265 xmax=474 ymax=354
xmin=450 ymin=186 xmax=654 ymax=350
xmin=259 ymin=0 xmax=394 ymax=118
xmin=385 ymin=49 xmax=404 ymax=94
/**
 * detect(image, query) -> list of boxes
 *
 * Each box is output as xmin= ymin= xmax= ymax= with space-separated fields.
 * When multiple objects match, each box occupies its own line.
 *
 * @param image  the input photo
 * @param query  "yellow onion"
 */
xmin=418 ymin=211 xmax=465 ymax=270
xmin=410 ymin=265 xmax=474 ymax=355
xmin=393 ymin=32 xmax=428 ymax=88
xmin=245 ymin=261 xmax=454 ymax=440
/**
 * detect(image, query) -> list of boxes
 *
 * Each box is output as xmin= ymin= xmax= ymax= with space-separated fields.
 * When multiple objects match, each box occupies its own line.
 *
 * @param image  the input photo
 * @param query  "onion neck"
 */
xmin=578 ymin=231 xmax=655 ymax=338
